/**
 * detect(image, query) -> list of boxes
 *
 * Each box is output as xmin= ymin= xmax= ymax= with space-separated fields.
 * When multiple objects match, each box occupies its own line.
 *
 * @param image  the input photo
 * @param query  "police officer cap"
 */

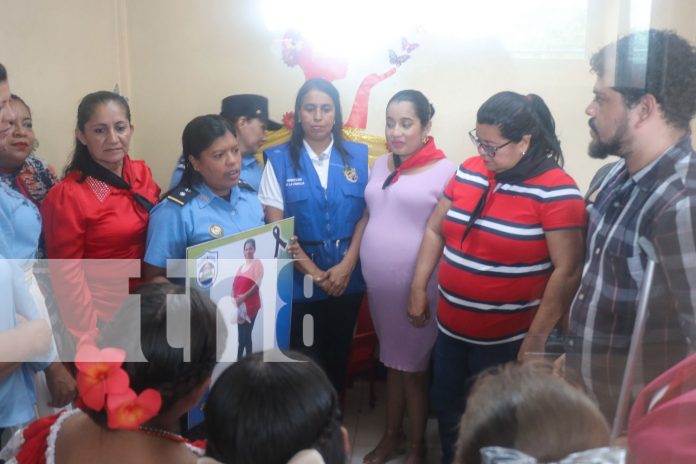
xmin=220 ymin=94 xmax=282 ymax=130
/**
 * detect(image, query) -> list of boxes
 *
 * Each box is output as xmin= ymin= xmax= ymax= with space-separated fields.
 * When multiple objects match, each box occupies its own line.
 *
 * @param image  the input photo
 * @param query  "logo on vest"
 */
xmin=344 ymin=167 xmax=358 ymax=183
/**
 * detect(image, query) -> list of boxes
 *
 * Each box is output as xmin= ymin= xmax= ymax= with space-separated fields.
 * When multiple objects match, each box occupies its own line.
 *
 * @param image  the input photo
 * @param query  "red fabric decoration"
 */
xmin=383 ymin=136 xmax=446 ymax=188
xmin=282 ymin=111 xmax=295 ymax=130
xmin=345 ymin=69 xmax=397 ymax=129
xmin=14 ymin=413 xmax=60 ymax=464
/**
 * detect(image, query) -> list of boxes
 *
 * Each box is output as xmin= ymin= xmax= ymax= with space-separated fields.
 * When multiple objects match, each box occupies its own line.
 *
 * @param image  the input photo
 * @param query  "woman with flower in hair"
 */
xmin=0 ymin=282 xmax=225 ymax=463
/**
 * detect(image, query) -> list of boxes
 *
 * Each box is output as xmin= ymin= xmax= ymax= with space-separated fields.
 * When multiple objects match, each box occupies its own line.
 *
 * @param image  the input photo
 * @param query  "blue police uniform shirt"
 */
xmin=169 ymin=154 xmax=264 ymax=191
xmin=264 ymin=140 xmax=368 ymax=302
xmin=145 ymin=181 xmax=264 ymax=269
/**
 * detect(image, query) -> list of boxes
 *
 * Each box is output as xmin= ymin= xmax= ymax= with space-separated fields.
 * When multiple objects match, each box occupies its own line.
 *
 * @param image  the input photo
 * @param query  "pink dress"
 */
xmin=360 ymin=155 xmax=456 ymax=372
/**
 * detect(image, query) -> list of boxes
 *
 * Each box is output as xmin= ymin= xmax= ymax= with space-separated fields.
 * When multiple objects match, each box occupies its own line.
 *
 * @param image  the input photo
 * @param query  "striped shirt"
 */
xmin=568 ymin=135 xmax=696 ymax=418
xmin=437 ymin=157 xmax=586 ymax=344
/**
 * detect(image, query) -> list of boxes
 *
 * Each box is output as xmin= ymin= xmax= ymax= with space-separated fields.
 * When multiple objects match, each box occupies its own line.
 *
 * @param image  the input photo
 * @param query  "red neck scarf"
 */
xmin=382 ymin=136 xmax=446 ymax=189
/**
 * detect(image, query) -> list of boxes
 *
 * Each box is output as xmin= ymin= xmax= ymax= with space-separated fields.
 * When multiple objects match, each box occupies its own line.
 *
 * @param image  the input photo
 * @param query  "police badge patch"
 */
xmin=209 ymin=224 xmax=224 ymax=238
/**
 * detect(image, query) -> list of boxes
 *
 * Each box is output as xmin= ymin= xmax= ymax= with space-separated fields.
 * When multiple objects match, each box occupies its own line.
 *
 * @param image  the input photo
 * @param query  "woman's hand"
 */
xmin=288 ymin=236 xmax=325 ymax=279
xmin=407 ymin=287 xmax=430 ymax=328
xmin=318 ymin=259 xmax=354 ymax=296
xmin=287 ymin=236 xmax=309 ymax=260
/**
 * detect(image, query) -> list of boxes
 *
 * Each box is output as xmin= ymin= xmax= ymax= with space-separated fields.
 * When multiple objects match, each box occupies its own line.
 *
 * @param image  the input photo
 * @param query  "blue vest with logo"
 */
xmin=266 ymin=140 xmax=367 ymax=302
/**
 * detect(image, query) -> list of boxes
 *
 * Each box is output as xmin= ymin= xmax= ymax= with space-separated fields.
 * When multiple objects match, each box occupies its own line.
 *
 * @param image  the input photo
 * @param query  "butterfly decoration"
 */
xmin=402 ymin=37 xmax=419 ymax=53
xmin=389 ymin=49 xmax=411 ymax=67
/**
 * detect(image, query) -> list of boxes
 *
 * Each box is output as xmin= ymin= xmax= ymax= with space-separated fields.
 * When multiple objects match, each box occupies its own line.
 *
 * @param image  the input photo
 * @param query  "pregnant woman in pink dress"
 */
xmin=360 ymin=90 xmax=455 ymax=464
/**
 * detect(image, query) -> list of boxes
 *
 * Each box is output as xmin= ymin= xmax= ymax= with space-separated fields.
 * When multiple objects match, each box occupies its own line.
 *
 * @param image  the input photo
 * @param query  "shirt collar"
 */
xmin=195 ymin=181 xmax=242 ymax=208
xmin=303 ymin=136 xmax=334 ymax=163
xmin=242 ymin=154 xmax=260 ymax=168
xmin=632 ymin=134 xmax=693 ymax=192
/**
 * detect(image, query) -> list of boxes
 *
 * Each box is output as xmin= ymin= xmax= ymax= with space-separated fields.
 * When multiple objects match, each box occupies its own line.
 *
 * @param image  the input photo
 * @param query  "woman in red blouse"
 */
xmin=41 ymin=91 xmax=160 ymax=346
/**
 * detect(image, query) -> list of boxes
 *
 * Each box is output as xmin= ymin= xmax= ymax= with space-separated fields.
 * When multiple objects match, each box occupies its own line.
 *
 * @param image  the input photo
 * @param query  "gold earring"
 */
xmin=422 ymin=136 xmax=428 ymax=144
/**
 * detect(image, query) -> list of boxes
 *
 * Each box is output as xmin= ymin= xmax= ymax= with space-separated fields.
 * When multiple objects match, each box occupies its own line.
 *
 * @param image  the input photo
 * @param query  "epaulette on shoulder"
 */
xmin=238 ymin=179 xmax=257 ymax=192
xmin=166 ymin=186 xmax=199 ymax=206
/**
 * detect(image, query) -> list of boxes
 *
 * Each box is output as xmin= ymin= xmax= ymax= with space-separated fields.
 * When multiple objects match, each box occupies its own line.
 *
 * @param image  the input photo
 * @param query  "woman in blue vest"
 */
xmin=144 ymin=115 xmax=264 ymax=281
xmin=259 ymin=78 xmax=368 ymax=393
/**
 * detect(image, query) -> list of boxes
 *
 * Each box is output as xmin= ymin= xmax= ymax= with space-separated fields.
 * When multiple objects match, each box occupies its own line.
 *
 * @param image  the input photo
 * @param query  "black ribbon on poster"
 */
xmin=273 ymin=225 xmax=287 ymax=258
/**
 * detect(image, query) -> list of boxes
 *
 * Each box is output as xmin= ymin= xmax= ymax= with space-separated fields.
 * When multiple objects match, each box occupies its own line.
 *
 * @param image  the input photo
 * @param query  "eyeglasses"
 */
xmin=468 ymin=129 xmax=513 ymax=158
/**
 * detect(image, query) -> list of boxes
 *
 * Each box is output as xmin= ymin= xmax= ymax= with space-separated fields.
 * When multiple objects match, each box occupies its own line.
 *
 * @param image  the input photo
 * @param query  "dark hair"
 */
xmin=83 ymin=283 xmax=226 ymax=426
xmin=590 ymin=29 xmax=696 ymax=129
xmin=10 ymin=94 xmax=31 ymax=117
xmin=64 ymin=91 xmax=131 ymax=178
xmin=0 ymin=63 xmax=7 ymax=82
xmin=176 ymin=114 xmax=236 ymax=190
xmin=205 ymin=351 xmax=345 ymax=464
xmin=454 ymin=362 xmax=609 ymax=464
xmin=477 ymin=91 xmax=564 ymax=166
xmin=243 ymin=238 xmax=256 ymax=249
xmin=387 ymin=89 xmax=435 ymax=126
xmin=289 ymin=78 xmax=349 ymax=171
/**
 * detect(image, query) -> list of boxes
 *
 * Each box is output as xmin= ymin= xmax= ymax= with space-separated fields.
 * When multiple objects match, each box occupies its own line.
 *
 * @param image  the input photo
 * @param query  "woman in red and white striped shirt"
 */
xmin=408 ymin=91 xmax=586 ymax=464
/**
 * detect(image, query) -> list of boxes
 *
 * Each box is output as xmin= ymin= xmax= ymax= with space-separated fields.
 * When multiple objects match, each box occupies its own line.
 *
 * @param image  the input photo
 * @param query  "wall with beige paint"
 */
xmin=1 ymin=0 xmax=695 ymax=190
xmin=0 ymin=0 xmax=127 ymax=175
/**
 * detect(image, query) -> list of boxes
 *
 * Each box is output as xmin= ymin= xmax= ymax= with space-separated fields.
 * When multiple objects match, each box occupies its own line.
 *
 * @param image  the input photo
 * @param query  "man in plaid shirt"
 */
xmin=567 ymin=29 xmax=696 ymax=421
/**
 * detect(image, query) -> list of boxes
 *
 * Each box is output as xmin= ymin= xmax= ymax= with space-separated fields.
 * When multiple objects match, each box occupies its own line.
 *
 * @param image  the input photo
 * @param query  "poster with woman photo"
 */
xmin=186 ymin=218 xmax=294 ymax=361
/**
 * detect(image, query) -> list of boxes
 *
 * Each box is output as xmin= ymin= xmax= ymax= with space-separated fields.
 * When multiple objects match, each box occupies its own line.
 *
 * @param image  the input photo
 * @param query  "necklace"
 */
xmin=138 ymin=425 xmax=187 ymax=443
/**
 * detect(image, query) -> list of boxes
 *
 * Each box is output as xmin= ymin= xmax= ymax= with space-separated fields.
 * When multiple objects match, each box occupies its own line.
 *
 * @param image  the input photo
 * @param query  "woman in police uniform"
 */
xmin=144 ymin=115 xmax=264 ymax=281
xmin=259 ymin=78 xmax=368 ymax=393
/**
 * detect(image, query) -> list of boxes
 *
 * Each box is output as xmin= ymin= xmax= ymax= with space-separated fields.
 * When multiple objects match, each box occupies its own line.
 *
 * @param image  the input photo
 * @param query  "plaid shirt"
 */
xmin=567 ymin=135 xmax=696 ymax=419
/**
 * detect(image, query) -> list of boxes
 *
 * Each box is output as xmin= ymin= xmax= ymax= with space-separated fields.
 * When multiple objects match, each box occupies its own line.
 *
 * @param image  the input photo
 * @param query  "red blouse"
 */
xmin=41 ymin=155 xmax=160 ymax=345
xmin=0 ymin=409 xmax=205 ymax=463
xmin=232 ymin=259 xmax=264 ymax=320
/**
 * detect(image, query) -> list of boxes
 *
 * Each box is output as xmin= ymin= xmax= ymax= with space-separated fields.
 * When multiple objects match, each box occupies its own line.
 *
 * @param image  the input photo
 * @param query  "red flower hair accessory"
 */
xmin=107 ymin=389 xmax=162 ymax=430
xmin=75 ymin=345 xmax=162 ymax=430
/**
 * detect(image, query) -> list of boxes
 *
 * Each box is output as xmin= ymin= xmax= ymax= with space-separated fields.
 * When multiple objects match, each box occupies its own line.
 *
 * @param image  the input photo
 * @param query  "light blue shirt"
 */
xmin=239 ymin=155 xmax=264 ymax=192
xmin=0 ymin=185 xmax=54 ymax=427
xmin=0 ymin=182 xmax=41 ymax=262
xmin=145 ymin=181 xmax=265 ymax=269
xmin=169 ymin=154 xmax=264 ymax=192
